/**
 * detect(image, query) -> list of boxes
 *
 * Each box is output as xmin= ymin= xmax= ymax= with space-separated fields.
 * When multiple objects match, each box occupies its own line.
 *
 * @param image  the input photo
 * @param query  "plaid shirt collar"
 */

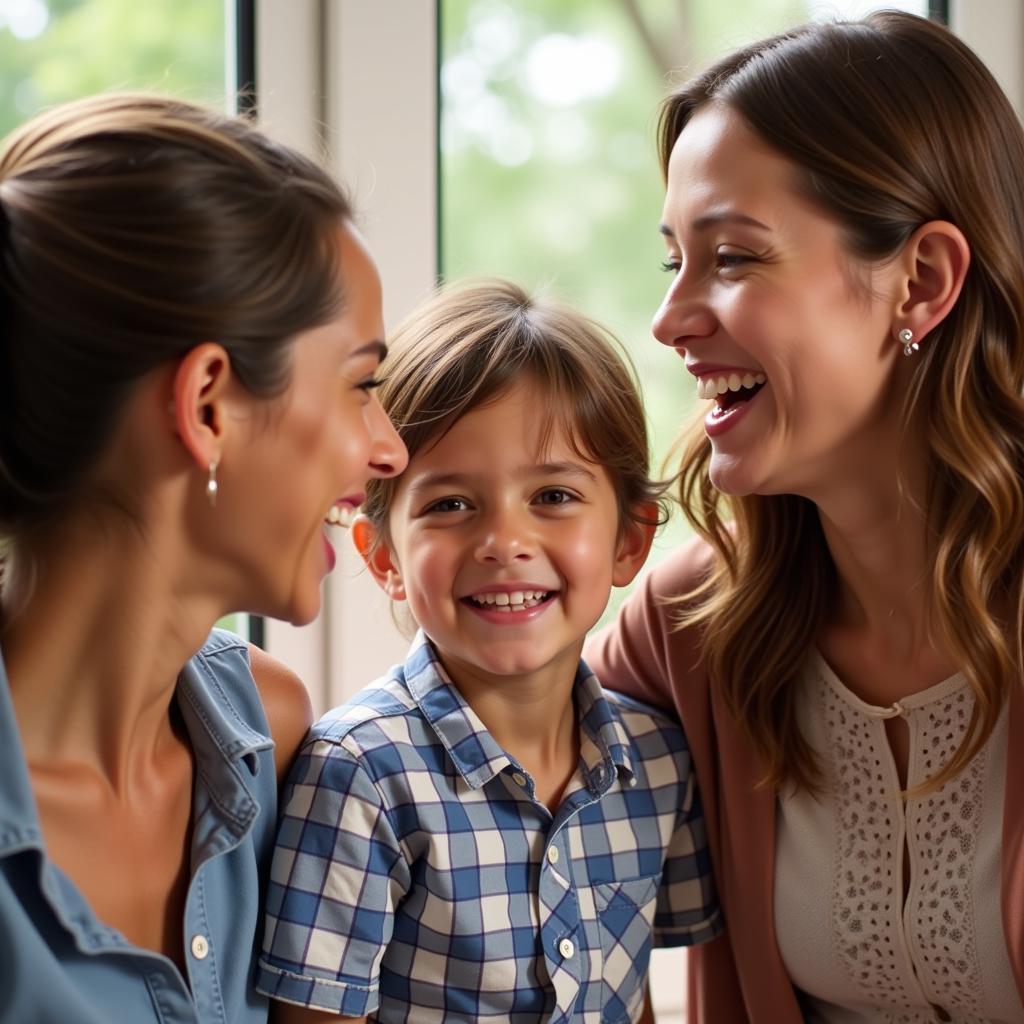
xmin=401 ymin=629 xmax=640 ymax=793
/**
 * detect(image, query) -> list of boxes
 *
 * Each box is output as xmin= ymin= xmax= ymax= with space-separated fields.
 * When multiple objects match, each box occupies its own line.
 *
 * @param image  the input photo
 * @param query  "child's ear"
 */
xmin=351 ymin=514 xmax=406 ymax=600
xmin=612 ymin=504 xmax=657 ymax=587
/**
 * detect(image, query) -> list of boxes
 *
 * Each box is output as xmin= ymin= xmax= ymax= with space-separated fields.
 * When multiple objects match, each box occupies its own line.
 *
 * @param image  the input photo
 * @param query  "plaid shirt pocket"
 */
xmin=594 ymin=875 xmax=660 ymax=1022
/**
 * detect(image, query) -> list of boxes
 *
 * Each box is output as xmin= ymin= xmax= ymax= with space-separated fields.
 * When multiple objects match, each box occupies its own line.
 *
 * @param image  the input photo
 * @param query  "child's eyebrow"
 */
xmin=533 ymin=461 xmax=597 ymax=481
xmin=405 ymin=461 xmax=597 ymax=494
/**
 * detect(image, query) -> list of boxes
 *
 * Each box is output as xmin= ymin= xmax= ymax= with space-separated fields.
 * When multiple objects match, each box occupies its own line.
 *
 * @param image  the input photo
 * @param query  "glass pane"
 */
xmin=0 ymin=0 xmax=226 ymax=138
xmin=440 ymin=0 xmax=928 ymax=625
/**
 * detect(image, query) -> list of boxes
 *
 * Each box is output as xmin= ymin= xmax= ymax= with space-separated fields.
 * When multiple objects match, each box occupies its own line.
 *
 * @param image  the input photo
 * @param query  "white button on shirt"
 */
xmin=191 ymin=934 xmax=210 ymax=960
xmin=558 ymin=938 xmax=575 ymax=959
xmin=546 ymin=846 xmax=560 ymax=865
xmin=511 ymin=772 xmax=527 ymax=787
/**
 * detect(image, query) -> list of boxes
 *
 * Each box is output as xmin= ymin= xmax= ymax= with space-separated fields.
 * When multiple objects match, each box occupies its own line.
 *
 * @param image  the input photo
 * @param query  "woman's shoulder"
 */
xmin=245 ymin=642 xmax=314 ymax=787
xmin=585 ymin=535 xmax=716 ymax=710
xmin=640 ymin=533 xmax=717 ymax=607
xmin=190 ymin=631 xmax=312 ymax=786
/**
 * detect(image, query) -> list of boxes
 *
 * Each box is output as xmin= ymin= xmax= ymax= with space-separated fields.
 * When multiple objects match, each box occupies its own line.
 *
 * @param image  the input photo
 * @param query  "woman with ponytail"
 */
xmin=0 ymin=94 xmax=405 ymax=1021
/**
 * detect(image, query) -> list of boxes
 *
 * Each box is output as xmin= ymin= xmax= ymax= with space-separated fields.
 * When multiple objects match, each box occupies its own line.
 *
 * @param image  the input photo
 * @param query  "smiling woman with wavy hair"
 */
xmin=587 ymin=11 xmax=1024 ymax=1023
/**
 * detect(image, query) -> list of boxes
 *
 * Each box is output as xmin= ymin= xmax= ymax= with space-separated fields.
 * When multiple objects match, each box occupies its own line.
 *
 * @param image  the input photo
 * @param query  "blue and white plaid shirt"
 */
xmin=257 ymin=632 xmax=721 ymax=1023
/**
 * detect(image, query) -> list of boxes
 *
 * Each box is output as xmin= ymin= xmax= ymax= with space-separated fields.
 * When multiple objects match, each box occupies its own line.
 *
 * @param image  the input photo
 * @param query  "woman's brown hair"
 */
xmin=362 ymin=278 xmax=667 ymax=544
xmin=661 ymin=12 xmax=1024 ymax=792
xmin=0 ymin=92 xmax=351 ymax=539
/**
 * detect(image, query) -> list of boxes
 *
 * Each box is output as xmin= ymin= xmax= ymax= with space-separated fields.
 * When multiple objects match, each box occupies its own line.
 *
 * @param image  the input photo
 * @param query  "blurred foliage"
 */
xmin=0 ymin=0 xmax=224 ymax=141
xmin=440 ymin=0 xmax=805 ymax=621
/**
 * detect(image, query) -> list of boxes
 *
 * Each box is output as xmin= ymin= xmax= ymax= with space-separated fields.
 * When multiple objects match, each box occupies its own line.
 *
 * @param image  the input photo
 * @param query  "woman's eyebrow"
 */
xmin=350 ymin=339 xmax=389 ymax=361
xmin=659 ymin=210 xmax=772 ymax=238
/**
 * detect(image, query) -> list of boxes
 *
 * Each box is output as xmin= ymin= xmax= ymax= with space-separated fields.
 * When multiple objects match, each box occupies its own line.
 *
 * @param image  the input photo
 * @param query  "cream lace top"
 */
xmin=773 ymin=653 xmax=1023 ymax=1023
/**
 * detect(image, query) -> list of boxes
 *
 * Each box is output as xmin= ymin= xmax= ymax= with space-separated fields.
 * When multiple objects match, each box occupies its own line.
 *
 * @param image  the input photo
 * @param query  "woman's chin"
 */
xmin=708 ymin=453 xmax=765 ymax=498
xmin=287 ymin=595 xmax=323 ymax=628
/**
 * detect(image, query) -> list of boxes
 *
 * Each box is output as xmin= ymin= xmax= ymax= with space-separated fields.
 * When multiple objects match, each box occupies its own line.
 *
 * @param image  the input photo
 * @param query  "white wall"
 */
xmin=256 ymin=0 xmax=435 ymax=713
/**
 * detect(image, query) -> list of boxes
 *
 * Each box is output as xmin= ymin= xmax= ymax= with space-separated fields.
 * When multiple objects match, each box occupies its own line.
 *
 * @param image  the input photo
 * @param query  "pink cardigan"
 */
xmin=585 ymin=538 xmax=1024 ymax=1022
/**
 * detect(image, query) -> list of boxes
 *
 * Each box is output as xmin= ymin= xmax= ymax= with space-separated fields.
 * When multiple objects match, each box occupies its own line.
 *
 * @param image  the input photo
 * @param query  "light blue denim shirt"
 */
xmin=0 ymin=628 xmax=278 ymax=1023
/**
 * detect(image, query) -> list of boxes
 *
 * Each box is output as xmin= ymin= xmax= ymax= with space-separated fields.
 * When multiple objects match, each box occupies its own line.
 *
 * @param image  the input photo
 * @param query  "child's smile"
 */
xmin=462 ymin=585 xmax=558 ymax=619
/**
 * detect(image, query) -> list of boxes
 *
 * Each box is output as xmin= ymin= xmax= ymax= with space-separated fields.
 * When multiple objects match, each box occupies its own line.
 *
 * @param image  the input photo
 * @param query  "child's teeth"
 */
xmin=471 ymin=590 xmax=549 ymax=609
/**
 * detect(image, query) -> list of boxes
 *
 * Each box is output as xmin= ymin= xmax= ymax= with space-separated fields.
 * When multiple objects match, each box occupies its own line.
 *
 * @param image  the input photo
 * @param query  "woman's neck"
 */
xmin=806 ymin=430 xmax=960 ymax=700
xmin=1 ymin=515 xmax=219 ymax=790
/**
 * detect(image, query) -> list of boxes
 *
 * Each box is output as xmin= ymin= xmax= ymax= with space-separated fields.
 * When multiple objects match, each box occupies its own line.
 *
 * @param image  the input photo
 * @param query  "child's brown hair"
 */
xmin=363 ymin=278 xmax=667 ymax=544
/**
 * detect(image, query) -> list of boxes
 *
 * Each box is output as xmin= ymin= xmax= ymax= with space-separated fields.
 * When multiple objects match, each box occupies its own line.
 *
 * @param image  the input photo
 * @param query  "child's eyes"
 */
xmin=533 ymin=488 xmax=577 ymax=507
xmin=423 ymin=496 xmax=471 ymax=514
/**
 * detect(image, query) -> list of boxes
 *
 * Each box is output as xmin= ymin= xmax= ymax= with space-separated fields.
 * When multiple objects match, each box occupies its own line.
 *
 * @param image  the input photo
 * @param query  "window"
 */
xmin=0 ymin=0 xmax=226 ymax=138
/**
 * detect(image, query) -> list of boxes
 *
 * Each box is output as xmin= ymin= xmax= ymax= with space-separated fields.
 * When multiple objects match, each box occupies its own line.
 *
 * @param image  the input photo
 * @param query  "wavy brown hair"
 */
xmin=663 ymin=12 xmax=1024 ymax=792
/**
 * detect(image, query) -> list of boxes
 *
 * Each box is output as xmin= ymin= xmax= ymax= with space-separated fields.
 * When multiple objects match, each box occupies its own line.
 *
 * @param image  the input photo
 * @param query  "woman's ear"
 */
xmin=170 ymin=342 xmax=234 ymax=470
xmin=892 ymin=219 xmax=970 ymax=346
xmin=612 ymin=505 xmax=658 ymax=588
xmin=351 ymin=514 xmax=406 ymax=600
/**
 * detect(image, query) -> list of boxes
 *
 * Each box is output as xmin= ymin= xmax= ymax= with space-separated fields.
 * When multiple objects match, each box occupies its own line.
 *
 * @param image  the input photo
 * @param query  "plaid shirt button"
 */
xmin=559 ymin=938 xmax=575 ymax=958
xmin=547 ymin=846 xmax=560 ymax=865
xmin=511 ymin=771 xmax=527 ymax=787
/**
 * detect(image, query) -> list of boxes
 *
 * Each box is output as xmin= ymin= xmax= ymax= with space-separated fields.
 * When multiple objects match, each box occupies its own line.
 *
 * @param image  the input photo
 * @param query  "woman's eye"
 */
xmin=660 ymin=258 xmax=681 ymax=274
xmin=425 ymin=496 xmax=470 ymax=514
xmin=716 ymin=250 xmax=754 ymax=269
xmin=535 ymin=488 xmax=576 ymax=506
xmin=357 ymin=376 xmax=385 ymax=393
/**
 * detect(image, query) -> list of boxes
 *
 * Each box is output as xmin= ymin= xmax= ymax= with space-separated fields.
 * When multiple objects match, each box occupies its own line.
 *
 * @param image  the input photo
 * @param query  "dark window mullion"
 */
xmin=233 ymin=0 xmax=264 ymax=649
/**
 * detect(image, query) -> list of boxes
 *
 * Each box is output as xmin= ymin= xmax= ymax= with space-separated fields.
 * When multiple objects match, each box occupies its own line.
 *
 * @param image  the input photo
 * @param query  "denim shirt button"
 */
xmin=190 ymin=934 xmax=210 ymax=960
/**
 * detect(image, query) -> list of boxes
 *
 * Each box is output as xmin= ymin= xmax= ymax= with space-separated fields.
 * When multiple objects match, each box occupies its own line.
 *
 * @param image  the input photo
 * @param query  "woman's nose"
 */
xmin=367 ymin=398 xmax=408 ymax=478
xmin=651 ymin=266 xmax=716 ymax=351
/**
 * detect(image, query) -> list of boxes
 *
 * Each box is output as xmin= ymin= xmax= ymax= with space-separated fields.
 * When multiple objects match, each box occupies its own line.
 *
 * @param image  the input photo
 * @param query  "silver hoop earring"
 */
xmin=206 ymin=460 xmax=219 ymax=507
xmin=898 ymin=328 xmax=919 ymax=357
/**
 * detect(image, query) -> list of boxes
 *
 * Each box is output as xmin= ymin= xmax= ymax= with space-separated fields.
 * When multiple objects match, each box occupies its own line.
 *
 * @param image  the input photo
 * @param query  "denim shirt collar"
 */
xmin=0 ymin=631 xmax=273 ymax=859
xmin=402 ymin=630 xmax=639 ymax=792
xmin=0 ymin=644 xmax=43 ymax=856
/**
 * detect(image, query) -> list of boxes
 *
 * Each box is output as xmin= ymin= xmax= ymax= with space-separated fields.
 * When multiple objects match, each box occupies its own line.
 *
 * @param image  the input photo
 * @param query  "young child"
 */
xmin=256 ymin=280 xmax=721 ymax=1023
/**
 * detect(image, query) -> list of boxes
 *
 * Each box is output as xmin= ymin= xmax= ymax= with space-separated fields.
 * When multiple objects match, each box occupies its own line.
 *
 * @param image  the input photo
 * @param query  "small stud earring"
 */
xmin=898 ymin=328 xmax=919 ymax=357
xmin=206 ymin=460 xmax=219 ymax=507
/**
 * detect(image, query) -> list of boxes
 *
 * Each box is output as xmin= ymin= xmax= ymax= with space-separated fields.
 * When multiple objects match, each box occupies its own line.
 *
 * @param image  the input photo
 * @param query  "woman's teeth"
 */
xmin=697 ymin=371 xmax=767 ymax=400
xmin=468 ymin=590 xmax=550 ymax=611
xmin=325 ymin=504 xmax=356 ymax=527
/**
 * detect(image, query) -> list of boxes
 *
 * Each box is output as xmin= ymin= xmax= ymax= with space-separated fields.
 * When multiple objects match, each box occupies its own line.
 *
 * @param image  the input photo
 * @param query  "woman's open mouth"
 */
xmin=698 ymin=371 xmax=767 ymax=412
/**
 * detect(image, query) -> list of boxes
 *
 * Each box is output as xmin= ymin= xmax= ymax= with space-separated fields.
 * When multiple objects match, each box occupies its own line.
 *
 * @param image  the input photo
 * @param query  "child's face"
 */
xmin=370 ymin=381 xmax=650 ymax=690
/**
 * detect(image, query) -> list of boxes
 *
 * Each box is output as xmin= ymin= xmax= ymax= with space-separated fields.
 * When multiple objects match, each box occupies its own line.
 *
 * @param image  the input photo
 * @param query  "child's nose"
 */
xmin=474 ymin=508 xmax=534 ymax=564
